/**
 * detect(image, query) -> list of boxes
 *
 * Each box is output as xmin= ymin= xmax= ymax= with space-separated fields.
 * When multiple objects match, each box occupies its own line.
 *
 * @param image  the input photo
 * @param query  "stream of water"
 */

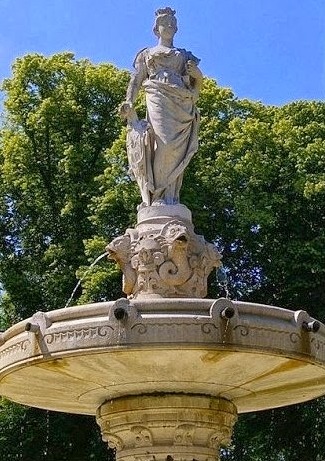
xmin=64 ymin=251 xmax=109 ymax=309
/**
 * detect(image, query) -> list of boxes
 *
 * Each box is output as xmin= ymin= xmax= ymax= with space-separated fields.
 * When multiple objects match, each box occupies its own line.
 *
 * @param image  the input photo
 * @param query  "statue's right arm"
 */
xmin=125 ymin=49 xmax=148 ymax=105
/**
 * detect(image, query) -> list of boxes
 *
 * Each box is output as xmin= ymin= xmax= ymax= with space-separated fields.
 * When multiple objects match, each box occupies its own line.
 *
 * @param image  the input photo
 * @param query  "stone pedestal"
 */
xmin=106 ymin=205 xmax=222 ymax=299
xmin=97 ymin=394 xmax=237 ymax=461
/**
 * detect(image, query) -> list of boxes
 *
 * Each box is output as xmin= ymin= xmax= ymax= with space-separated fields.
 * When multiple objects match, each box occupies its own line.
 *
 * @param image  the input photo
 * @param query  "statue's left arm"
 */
xmin=185 ymin=52 xmax=203 ymax=100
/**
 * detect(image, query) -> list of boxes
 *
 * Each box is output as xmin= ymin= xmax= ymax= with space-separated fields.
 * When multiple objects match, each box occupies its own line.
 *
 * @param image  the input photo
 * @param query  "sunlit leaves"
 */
xmin=0 ymin=53 xmax=129 ymax=315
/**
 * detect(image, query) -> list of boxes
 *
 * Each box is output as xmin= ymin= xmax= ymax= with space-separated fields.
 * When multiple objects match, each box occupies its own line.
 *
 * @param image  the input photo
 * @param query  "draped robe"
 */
xmin=126 ymin=46 xmax=200 ymax=206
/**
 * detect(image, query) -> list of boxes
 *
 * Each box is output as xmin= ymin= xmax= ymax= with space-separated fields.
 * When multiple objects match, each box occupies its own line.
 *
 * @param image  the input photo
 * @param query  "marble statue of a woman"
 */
xmin=108 ymin=8 xmax=221 ymax=298
xmin=120 ymin=7 xmax=203 ymax=207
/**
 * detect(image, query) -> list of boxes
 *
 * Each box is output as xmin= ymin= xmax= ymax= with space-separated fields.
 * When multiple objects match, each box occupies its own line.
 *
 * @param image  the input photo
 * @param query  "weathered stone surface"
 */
xmin=106 ymin=205 xmax=222 ymax=299
xmin=1 ymin=299 xmax=325 ymax=416
xmin=97 ymin=394 xmax=237 ymax=461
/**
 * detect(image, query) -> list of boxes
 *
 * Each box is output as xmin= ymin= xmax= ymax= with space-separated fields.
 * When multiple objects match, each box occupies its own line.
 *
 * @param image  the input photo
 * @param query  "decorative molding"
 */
xmin=174 ymin=423 xmax=195 ymax=446
xmin=233 ymin=324 xmax=302 ymax=340
xmin=201 ymin=323 xmax=218 ymax=334
xmin=131 ymin=426 xmax=153 ymax=447
xmin=0 ymin=339 xmax=30 ymax=359
xmin=290 ymin=332 xmax=302 ymax=344
xmin=107 ymin=215 xmax=222 ymax=299
xmin=311 ymin=337 xmax=325 ymax=352
xmin=130 ymin=323 xmax=148 ymax=335
xmin=233 ymin=325 xmax=249 ymax=337
xmin=44 ymin=325 xmax=113 ymax=345
xmin=209 ymin=427 xmax=231 ymax=449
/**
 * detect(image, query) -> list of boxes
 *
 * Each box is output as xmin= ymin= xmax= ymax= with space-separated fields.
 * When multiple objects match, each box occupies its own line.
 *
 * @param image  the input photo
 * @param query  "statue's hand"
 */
xmin=186 ymin=60 xmax=203 ymax=81
xmin=119 ymin=101 xmax=136 ymax=120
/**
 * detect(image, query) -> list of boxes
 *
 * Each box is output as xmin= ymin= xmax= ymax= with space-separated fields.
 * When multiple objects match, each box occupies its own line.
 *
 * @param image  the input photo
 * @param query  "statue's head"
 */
xmin=153 ymin=7 xmax=178 ymax=38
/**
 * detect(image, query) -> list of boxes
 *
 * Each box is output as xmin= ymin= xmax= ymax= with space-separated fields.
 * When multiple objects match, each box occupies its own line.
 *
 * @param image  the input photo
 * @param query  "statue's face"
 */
xmin=156 ymin=15 xmax=177 ymax=40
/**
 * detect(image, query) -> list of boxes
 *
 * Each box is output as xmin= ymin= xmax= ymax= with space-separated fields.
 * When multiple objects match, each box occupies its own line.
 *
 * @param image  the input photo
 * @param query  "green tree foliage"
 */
xmin=0 ymin=52 xmax=129 ymax=319
xmin=0 ymin=53 xmax=325 ymax=460
xmin=0 ymin=399 xmax=108 ymax=461
xmin=0 ymin=53 xmax=129 ymax=460
xmin=190 ymin=93 xmax=325 ymax=314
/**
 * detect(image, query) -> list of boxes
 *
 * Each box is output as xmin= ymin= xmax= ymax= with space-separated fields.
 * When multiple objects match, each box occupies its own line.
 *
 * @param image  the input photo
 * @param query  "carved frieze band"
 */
xmin=44 ymin=325 xmax=113 ymax=345
xmin=0 ymin=301 xmax=324 ymax=370
xmin=0 ymin=339 xmax=30 ymax=359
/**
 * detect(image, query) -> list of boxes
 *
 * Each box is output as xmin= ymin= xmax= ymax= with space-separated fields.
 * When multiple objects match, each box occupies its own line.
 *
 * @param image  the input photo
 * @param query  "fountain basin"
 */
xmin=0 ymin=298 xmax=324 ymax=415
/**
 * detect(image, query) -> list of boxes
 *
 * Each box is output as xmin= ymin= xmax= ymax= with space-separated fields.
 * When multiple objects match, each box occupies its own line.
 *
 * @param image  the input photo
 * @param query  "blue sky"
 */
xmin=0 ymin=0 xmax=324 ymax=106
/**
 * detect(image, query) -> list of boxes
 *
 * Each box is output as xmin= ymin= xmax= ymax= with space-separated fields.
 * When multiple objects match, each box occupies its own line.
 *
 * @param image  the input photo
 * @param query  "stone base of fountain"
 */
xmin=97 ymin=394 xmax=237 ymax=461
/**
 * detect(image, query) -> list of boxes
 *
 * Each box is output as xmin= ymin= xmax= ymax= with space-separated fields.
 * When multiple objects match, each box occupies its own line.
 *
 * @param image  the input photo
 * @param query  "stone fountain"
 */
xmin=1 ymin=7 xmax=325 ymax=461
